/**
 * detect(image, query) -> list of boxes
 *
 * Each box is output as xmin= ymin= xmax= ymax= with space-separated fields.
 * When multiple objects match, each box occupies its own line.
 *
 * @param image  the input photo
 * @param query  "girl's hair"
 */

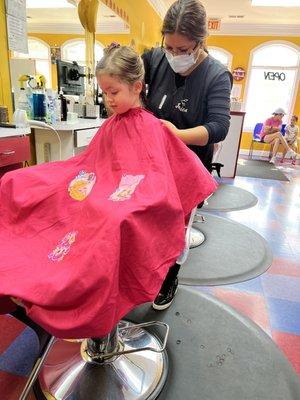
xmin=162 ymin=0 xmax=207 ymax=45
xmin=292 ymin=115 xmax=298 ymax=122
xmin=96 ymin=44 xmax=144 ymax=85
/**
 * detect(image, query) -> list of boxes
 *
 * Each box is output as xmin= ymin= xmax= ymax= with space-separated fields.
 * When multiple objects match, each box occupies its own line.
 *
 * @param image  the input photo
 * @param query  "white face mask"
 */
xmin=165 ymin=50 xmax=198 ymax=74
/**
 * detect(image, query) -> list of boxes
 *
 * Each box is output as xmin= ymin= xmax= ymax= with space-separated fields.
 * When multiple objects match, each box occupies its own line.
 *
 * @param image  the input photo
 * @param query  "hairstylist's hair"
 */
xmin=162 ymin=0 xmax=207 ymax=45
xmin=96 ymin=44 xmax=144 ymax=85
xmin=292 ymin=115 xmax=298 ymax=122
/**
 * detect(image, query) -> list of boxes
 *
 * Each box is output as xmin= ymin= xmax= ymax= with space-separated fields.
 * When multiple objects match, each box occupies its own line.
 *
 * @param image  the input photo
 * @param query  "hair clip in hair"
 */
xmin=107 ymin=42 xmax=121 ymax=50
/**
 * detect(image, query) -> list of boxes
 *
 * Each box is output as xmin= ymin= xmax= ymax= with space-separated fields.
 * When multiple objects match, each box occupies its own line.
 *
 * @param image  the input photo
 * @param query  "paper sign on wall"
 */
xmin=5 ymin=0 xmax=28 ymax=54
xmin=5 ymin=0 xmax=26 ymax=21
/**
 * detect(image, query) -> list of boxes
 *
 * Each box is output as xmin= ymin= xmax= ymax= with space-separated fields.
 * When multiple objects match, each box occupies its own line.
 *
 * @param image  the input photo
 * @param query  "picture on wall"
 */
xmin=51 ymin=46 xmax=61 ymax=64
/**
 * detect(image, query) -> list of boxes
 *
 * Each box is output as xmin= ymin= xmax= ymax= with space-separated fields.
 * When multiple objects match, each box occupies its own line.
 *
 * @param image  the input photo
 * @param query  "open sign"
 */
xmin=264 ymin=71 xmax=286 ymax=81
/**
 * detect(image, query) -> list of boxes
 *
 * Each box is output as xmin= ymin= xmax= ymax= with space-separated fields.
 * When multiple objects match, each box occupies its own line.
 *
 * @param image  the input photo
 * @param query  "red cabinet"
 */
xmin=0 ymin=136 xmax=30 ymax=176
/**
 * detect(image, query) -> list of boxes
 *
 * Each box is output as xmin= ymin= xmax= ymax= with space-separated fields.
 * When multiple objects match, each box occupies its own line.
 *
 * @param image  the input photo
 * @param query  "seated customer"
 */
xmin=260 ymin=108 xmax=296 ymax=164
xmin=0 ymin=45 xmax=217 ymax=339
xmin=281 ymin=115 xmax=298 ymax=165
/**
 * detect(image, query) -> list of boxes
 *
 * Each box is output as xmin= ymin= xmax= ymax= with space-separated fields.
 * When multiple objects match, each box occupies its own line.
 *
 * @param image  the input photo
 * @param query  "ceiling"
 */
xmin=148 ymin=0 xmax=300 ymax=36
xmin=26 ymin=0 xmax=300 ymax=36
xmin=27 ymin=1 xmax=129 ymax=34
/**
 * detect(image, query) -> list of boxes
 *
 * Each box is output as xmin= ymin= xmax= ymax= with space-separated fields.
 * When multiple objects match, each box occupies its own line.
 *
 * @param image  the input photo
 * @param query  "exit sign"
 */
xmin=208 ymin=18 xmax=221 ymax=31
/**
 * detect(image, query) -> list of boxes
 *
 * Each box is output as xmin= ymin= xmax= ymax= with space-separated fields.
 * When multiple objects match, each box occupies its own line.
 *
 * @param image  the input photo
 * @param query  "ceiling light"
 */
xmin=26 ymin=0 xmax=75 ymax=8
xmin=251 ymin=0 xmax=300 ymax=6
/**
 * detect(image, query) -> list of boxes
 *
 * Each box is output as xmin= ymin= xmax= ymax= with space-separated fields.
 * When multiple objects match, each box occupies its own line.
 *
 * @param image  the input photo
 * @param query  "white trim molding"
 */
xmin=28 ymin=21 xmax=130 ymax=34
xmin=146 ymin=2 xmax=300 ymax=36
xmin=207 ymin=46 xmax=233 ymax=69
xmin=212 ymin=23 xmax=300 ymax=36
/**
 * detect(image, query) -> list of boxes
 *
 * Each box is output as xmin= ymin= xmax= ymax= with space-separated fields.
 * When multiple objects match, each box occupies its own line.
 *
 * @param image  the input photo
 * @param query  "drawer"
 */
xmin=75 ymin=128 xmax=99 ymax=148
xmin=0 ymin=136 xmax=30 ymax=167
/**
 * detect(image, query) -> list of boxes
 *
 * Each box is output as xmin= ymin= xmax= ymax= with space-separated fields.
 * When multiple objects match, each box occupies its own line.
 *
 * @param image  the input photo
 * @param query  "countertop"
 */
xmin=0 ymin=126 xmax=31 ymax=138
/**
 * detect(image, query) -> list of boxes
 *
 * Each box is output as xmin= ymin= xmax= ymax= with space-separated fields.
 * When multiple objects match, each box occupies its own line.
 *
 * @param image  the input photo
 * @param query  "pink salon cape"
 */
xmin=0 ymin=108 xmax=217 ymax=338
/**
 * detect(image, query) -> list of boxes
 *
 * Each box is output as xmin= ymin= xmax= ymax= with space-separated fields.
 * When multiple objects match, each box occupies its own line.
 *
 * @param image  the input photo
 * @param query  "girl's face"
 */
xmin=98 ymin=74 xmax=142 ymax=115
xmin=291 ymin=116 xmax=297 ymax=125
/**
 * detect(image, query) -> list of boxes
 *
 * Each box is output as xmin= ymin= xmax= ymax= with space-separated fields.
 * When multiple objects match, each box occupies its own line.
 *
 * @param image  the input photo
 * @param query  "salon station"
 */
xmin=0 ymin=1 xmax=299 ymax=400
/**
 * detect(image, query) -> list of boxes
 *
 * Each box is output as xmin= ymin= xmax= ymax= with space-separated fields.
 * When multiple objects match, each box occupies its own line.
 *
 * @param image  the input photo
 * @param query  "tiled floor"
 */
xmin=199 ymin=159 xmax=300 ymax=374
xmin=0 ymin=158 xmax=299 ymax=398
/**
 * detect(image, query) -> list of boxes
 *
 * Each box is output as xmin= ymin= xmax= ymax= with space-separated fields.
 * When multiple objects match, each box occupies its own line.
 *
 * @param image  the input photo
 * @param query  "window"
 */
xmin=61 ymin=39 xmax=104 ymax=66
xmin=208 ymin=47 xmax=232 ymax=70
xmin=244 ymin=42 xmax=299 ymax=130
xmin=13 ymin=38 xmax=52 ymax=88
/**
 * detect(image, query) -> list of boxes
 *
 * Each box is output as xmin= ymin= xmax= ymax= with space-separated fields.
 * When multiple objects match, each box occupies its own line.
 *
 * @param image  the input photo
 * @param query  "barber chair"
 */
xmin=188 ymin=141 xmax=224 ymax=249
xmin=210 ymin=142 xmax=224 ymax=178
xmin=210 ymin=162 xmax=224 ymax=178
xmin=188 ymin=203 xmax=205 ymax=249
xmin=30 ymin=320 xmax=169 ymax=400
xmin=9 ymin=302 xmax=168 ymax=400
xmin=189 ymin=227 xmax=205 ymax=248
xmin=12 ymin=209 xmax=198 ymax=400
xmin=10 ymin=294 xmax=169 ymax=400
xmin=189 ymin=143 xmax=223 ymax=250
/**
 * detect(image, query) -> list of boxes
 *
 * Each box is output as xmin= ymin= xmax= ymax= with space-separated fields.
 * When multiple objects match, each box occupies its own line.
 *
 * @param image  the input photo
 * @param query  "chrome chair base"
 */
xmin=189 ymin=227 xmax=205 ymax=248
xmin=35 ymin=321 xmax=168 ymax=400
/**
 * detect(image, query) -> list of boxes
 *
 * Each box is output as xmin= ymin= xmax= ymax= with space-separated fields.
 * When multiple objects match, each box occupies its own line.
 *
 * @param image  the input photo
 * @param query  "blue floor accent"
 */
xmin=267 ymin=298 xmax=300 ymax=335
xmin=0 ymin=327 xmax=39 ymax=377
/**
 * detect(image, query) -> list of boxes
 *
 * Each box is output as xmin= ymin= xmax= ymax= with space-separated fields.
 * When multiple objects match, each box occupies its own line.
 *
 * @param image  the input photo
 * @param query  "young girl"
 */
xmin=282 ymin=115 xmax=298 ymax=165
xmin=0 ymin=45 xmax=217 ymax=339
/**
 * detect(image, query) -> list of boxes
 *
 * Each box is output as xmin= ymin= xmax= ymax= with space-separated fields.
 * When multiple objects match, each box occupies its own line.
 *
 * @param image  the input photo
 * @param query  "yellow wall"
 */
xmin=30 ymin=33 xmax=138 ymax=89
xmin=206 ymin=35 xmax=300 ymax=150
xmin=32 ymin=33 xmax=300 ymax=151
xmin=0 ymin=0 xmax=13 ymax=120
xmin=30 ymin=0 xmax=162 ymax=91
xmin=31 ymin=0 xmax=161 ymax=51
xmin=104 ymin=0 xmax=162 ymax=52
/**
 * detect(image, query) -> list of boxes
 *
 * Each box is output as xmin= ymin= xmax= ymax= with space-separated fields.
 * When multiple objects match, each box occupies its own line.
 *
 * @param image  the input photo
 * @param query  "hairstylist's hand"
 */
xmin=160 ymin=118 xmax=209 ymax=146
xmin=160 ymin=119 xmax=179 ymax=135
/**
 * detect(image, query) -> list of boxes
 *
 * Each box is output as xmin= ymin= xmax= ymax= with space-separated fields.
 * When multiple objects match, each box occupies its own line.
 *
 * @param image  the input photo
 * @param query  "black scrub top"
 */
xmin=142 ymin=48 xmax=233 ymax=171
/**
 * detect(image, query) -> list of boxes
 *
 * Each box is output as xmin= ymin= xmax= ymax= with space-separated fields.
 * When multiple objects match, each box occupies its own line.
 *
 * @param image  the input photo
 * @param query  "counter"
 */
xmin=0 ymin=126 xmax=31 ymax=138
xmin=33 ymin=118 xmax=106 ymax=163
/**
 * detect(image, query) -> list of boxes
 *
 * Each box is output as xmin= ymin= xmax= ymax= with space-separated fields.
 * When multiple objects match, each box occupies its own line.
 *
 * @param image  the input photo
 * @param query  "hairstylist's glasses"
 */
xmin=161 ymin=38 xmax=199 ymax=57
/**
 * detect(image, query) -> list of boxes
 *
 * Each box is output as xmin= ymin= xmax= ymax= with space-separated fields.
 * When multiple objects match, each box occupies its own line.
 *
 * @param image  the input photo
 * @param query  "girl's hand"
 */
xmin=160 ymin=119 xmax=179 ymax=136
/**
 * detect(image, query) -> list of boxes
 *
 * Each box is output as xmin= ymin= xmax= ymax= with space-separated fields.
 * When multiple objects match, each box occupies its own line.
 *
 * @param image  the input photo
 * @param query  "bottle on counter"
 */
xmin=17 ymin=88 xmax=32 ymax=119
xmin=32 ymin=86 xmax=47 ymax=121
xmin=59 ymin=89 xmax=67 ymax=122
xmin=46 ymin=89 xmax=57 ymax=125
xmin=25 ymin=87 xmax=33 ymax=120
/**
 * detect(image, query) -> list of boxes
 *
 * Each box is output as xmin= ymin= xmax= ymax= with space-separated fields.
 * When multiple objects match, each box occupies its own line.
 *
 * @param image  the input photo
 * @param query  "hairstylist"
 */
xmin=142 ymin=0 xmax=232 ymax=173
xmin=143 ymin=0 xmax=232 ymax=310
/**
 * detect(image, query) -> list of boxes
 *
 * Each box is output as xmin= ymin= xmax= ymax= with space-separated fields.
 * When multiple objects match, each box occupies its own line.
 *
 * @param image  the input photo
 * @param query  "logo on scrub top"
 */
xmin=175 ymin=99 xmax=188 ymax=113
